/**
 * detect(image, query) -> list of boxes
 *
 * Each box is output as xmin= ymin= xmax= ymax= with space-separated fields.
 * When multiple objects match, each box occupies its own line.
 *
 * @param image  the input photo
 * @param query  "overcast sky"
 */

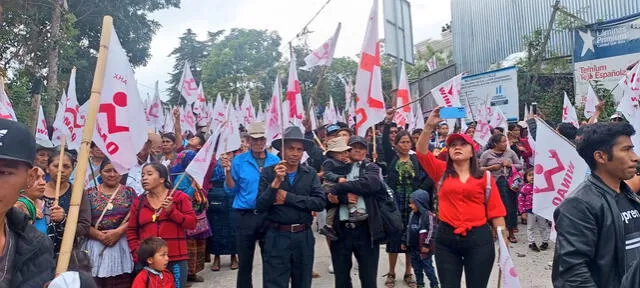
xmin=134 ymin=0 xmax=451 ymax=101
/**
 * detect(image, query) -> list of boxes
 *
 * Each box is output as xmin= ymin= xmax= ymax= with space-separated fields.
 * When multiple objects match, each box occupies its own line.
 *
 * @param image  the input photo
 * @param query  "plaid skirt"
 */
xmin=187 ymin=239 xmax=207 ymax=275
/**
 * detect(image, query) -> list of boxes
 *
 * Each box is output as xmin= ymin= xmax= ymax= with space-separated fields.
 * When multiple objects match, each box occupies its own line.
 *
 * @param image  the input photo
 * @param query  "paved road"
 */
xmin=192 ymin=225 xmax=554 ymax=288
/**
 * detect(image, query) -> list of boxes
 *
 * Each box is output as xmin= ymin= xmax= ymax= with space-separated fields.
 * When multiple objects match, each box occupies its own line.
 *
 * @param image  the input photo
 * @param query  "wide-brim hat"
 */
xmin=272 ymin=126 xmax=314 ymax=151
xmin=324 ymin=137 xmax=351 ymax=155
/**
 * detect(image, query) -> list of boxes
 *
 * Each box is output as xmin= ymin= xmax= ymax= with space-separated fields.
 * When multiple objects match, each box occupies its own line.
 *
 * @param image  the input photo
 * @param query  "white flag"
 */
xmin=0 ymin=77 xmax=17 ymax=121
xmin=179 ymin=61 xmax=199 ymax=104
xmin=343 ymin=78 xmax=356 ymax=128
xmin=393 ymin=62 xmax=413 ymax=129
xmin=180 ymin=105 xmax=197 ymax=133
xmin=266 ymin=75 xmax=283 ymax=144
xmin=533 ymin=119 xmax=588 ymax=221
xmin=583 ymin=85 xmax=599 ymax=119
xmin=524 ymin=104 xmax=531 ymax=120
xmin=286 ymin=53 xmax=304 ymax=129
xmin=36 ymin=105 xmax=54 ymax=148
xmin=324 ymin=96 xmax=337 ymax=125
xmin=309 ymin=102 xmax=318 ymax=131
xmin=192 ymin=82 xmax=206 ymax=115
xmin=427 ymin=55 xmax=438 ymax=71
xmin=431 ymin=73 xmax=464 ymax=129
xmin=474 ymin=105 xmax=493 ymax=147
xmin=490 ymin=106 xmax=508 ymax=132
xmin=412 ymin=102 xmax=425 ymax=131
xmin=211 ymin=93 xmax=226 ymax=129
xmin=241 ymin=91 xmax=256 ymax=127
xmin=51 ymin=69 xmax=84 ymax=150
xmin=301 ymin=23 xmax=341 ymax=70
xmin=93 ymin=24 xmax=148 ymax=173
xmin=186 ymin=124 xmax=221 ymax=187
xmin=146 ymin=81 xmax=165 ymax=132
xmin=354 ymin=0 xmax=385 ymax=136
xmin=497 ymin=227 xmax=522 ymax=288
xmin=216 ymin=97 xmax=241 ymax=158
xmin=562 ymin=92 xmax=579 ymax=128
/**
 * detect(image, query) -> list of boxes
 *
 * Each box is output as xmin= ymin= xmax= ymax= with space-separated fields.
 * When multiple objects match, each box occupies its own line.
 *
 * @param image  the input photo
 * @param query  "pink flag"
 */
xmin=427 ymin=55 xmax=438 ymax=71
xmin=36 ymin=105 xmax=54 ymax=148
xmin=192 ymin=82 xmax=206 ymax=115
xmin=180 ymin=105 xmax=197 ymax=133
xmin=496 ymin=227 xmax=522 ymax=288
xmin=187 ymin=124 xmax=221 ymax=187
xmin=354 ymin=0 xmax=385 ymax=136
xmin=562 ymin=92 xmax=579 ymax=128
xmin=301 ymin=23 xmax=341 ymax=70
xmin=241 ymin=91 xmax=256 ymax=127
xmin=286 ymin=53 xmax=304 ymax=129
xmin=146 ymin=81 xmax=165 ymax=132
xmin=94 ymin=24 xmax=148 ymax=173
xmin=583 ymin=85 xmax=599 ymax=119
xmin=179 ymin=61 xmax=199 ymax=104
xmin=533 ymin=119 xmax=588 ymax=221
xmin=393 ymin=63 xmax=413 ymax=129
xmin=216 ymin=96 xmax=241 ymax=158
xmin=266 ymin=75 xmax=283 ymax=144
xmin=0 ymin=77 xmax=17 ymax=121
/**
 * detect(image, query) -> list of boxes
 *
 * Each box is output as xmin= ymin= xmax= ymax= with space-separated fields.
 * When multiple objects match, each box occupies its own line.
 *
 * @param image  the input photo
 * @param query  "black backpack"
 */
xmin=376 ymin=182 xmax=403 ymax=239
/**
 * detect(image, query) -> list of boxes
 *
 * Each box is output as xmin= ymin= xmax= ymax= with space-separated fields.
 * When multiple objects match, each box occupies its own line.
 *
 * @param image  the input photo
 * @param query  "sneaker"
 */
xmin=319 ymin=225 xmax=339 ymax=241
xmin=529 ymin=243 xmax=540 ymax=252
xmin=349 ymin=211 xmax=369 ymax=222
xmin=328 ymin=265 xmax=334 ymax=274
xmin=539 ymin=242 xmax=549 ymax=251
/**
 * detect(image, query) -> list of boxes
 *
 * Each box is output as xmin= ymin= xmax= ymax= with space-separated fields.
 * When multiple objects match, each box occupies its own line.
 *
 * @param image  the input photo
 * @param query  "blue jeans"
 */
xmin=410 ymin=250 xmax=439 ymax=288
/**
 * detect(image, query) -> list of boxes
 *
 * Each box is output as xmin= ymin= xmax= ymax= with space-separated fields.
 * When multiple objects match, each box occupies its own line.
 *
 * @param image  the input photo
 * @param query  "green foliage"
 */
xmin=200 ymin=29 xmax=282 ymax=105
xmin=406 ymin=45 xmax=451 ymax=80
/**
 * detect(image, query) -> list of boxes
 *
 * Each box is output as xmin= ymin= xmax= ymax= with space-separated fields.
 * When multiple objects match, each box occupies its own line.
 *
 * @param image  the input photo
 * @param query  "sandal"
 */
xmin=404 ymin=274 xmax=417 ymax=288
xmin=230 ymin=261 xmax=239 ymax=270
xmin=384 ymin=273 xmax=396 ymax=288
xmin=210 ymin=262 xmax=220 ymax=272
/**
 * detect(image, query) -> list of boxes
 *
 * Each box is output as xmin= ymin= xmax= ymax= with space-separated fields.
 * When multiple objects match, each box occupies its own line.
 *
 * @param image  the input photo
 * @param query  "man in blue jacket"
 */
xmin=222 ymin=121 xmax=279 ymax=288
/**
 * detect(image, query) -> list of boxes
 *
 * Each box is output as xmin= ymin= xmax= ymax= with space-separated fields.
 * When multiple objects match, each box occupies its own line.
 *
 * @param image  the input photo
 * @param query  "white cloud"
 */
xmin=135 ymin=0 xmax=451 ymax=100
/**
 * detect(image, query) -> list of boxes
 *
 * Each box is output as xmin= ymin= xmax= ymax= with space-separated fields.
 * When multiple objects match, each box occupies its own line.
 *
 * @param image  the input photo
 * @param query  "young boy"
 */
xmin=319 ymin=137 xmax=367 ymax=240
xmin=132 ymin=237 xmax=175 ymax=288
xmin=406 ymin=190 xmax=439 ymax=288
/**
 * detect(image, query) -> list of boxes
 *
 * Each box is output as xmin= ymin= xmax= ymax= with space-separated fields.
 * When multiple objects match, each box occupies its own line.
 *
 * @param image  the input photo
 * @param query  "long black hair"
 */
xmin=394 ymin=130 xmax=413 ymax=145
xmin=142 ymin=162 xmax=172 ymax=189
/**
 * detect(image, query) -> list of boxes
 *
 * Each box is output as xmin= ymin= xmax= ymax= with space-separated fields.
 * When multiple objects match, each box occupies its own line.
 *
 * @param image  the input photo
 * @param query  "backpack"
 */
xmin=377 ymin=182 xmax=404 ymax=238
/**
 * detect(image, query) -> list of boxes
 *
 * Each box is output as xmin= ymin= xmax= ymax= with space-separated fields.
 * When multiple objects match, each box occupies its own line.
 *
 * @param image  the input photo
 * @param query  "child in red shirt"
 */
xmin=132 ymin=237 xmax=176 ymax=288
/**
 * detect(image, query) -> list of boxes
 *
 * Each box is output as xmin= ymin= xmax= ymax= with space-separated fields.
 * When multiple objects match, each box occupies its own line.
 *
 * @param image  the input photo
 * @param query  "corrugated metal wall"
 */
xmin=452 ymin=0 xmax=640 ymax=74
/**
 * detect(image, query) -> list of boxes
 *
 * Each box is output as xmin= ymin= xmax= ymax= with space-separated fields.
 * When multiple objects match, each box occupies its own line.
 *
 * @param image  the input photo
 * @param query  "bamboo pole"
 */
xmin=56 ymin=16 xmax=113 ymax=274
xmin=53 ymin=135 xmax=66 ymax=206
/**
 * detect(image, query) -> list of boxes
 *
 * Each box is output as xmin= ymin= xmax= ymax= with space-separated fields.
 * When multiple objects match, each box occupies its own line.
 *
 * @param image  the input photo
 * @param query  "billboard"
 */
xmin=573 ymin=13 xmax=640 ymax=106
xmin=460 ymin=66 xmax=520 ymax=121
xmin=383 ymin=0 xmax=414 ymax=65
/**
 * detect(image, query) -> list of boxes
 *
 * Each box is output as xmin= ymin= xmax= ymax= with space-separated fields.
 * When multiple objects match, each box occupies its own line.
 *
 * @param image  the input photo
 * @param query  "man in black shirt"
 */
xmin=553 ymin=122 xmax=640 ymax=287
xmin=257 ymin=126 xmax=326 ymax=288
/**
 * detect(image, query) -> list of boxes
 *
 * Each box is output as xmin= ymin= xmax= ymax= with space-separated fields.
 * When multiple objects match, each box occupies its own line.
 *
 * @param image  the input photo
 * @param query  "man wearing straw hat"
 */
xmin=0 ymin=118 xmax=55 ymax=287
xmin=221 ymin=121 xmax=280 ymax=288
xmin=256 ymin=126 xmax=326 ymax=288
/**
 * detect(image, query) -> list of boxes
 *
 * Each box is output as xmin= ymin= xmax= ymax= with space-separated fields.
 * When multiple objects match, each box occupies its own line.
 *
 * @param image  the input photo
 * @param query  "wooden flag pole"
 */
xmin=56 ymin=15 xmax=113 ymax=274
xmin=53 ymin=135 xmax=66 ymax=206
xmin=372 ymin=127 xmax=378 ymax=162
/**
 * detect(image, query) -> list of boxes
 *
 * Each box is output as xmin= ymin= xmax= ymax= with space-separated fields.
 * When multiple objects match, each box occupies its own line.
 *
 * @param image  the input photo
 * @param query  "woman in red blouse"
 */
xmin=415 ymin=107 xmax=507 ymax=288
xmin=127 ymin=163 xmax=196 ymax=288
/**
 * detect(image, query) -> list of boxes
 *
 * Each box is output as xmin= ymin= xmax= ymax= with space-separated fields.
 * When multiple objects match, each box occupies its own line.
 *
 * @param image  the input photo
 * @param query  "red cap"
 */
xmin=446 ymin=133 xmax=480 ymax=152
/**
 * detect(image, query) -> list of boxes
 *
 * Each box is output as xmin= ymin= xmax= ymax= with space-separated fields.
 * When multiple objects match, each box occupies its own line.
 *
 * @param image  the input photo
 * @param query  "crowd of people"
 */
xmin=0 ymin=101 xmax=639 ymax=288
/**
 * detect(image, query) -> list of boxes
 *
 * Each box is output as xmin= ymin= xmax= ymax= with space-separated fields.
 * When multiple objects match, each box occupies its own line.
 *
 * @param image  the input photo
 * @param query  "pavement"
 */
xmin=192 ymin=224 xmax=554 ymax=288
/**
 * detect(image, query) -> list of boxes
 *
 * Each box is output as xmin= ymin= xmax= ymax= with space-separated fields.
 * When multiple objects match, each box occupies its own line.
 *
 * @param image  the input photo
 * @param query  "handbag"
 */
xmin=377 ymin=182 xmax=403 ymax=237
xmin=508 ymin=166 xmax=524 ymax=192
xmin=186 ymin=211 xmax=211 ymax=237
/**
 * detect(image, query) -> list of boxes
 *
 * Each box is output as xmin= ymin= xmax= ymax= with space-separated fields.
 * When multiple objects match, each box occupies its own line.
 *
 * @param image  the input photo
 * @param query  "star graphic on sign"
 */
xmin=578 ymin=29 xmax=595 ymax=57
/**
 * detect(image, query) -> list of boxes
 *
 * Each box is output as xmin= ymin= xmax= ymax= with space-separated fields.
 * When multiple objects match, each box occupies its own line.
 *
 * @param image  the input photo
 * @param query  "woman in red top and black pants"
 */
xmin=416 ymin=107 xmax=507 ymax=288
xmin=127 ymin=163 xmax=197 ymax=288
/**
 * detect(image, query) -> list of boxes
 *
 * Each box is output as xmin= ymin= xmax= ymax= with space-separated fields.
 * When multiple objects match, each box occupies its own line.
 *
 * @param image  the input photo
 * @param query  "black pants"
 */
xmin=434 ymin=223 xmax=495 ymax=288
xmin=234 ymin=210 xmax=266 ymax=288
xmin=262 ymin=227 xmax=315 ymax=288
xmin=329 ymin=223 xmax=380 ymax=288
xmin=497 ymin=176 xmax=518 ymax=230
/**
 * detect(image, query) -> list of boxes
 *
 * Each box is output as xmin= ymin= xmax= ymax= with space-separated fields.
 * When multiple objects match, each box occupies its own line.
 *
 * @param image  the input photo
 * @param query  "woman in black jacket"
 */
xmin=382 ymin=119 xmax=435 ymax=288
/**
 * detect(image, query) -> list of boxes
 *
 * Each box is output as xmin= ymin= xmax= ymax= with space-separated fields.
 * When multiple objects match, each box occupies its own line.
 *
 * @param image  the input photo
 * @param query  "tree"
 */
xmin=200 ymin=28 xmax=282 ymax=104
xmin=166 ymin=29 xmax=222 ymax=105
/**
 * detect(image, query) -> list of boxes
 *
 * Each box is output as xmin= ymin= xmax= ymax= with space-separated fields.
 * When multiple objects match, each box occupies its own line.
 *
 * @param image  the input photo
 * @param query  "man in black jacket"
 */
xmin=553 ymin=122 xmax=640 ymax=287
xmin=0 ymin=119 xmax=55 ymax=287
xmin=328 ymin=135 xmax=385 ymax=288
xmin=257 ymin=126 xmax=326 ymax=288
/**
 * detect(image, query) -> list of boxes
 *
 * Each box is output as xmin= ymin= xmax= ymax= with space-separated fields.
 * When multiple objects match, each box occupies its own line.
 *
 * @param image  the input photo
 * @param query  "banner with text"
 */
xmin=460 ymin=66 xmax=519 ymax=122
xmin=573 ymin=13 xmax=640 ymax=106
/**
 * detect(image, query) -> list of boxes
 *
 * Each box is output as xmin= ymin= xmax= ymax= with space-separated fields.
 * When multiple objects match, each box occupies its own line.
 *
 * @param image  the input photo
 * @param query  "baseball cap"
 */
xmin=326 ymin=124 xmax=341 ymax=136
xmin=247 ymin=122 xmax=266 ymax=138
xmin=348 ymin=135 xmax=368 ymax=147
xmin=610 ymin=112 xmax=625 ymax=121
xmin=0 ymin=119 xmax=35 ymax=167
xmin=446 ymin=133 xmax=475 ymax=147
